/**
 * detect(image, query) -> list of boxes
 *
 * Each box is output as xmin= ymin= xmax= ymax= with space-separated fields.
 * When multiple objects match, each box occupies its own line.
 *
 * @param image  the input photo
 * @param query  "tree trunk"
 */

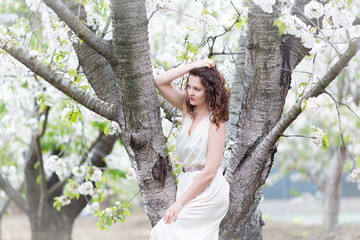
xmin=220 ymin=1 xmax=293 ymax=238
xmin=22 ymin=133 xmax=118 ymax=240
xmin=109 ymin=0 xmax=177 ymax=226
xmin=30 ymin=211 xmax=72 ymax=240
xmin=322 ymin=146 xmax=345 ymax=233
xmin=220 ymin=1 xmax=312 ymax=238
xmin=226 ymin=33 xmax=245 ymax=144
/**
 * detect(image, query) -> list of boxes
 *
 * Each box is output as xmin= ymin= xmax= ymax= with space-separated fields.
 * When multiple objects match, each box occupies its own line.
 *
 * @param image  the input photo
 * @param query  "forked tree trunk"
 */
xmin=220 ymin=0 xmax=311 ymax=238
xmin=23 ymin=134 xmax=118 ymax=240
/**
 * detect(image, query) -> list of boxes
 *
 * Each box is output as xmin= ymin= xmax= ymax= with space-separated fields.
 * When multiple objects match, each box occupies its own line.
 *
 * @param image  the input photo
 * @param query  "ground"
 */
xmin=1 ymin=198 xmax=360 ymax=240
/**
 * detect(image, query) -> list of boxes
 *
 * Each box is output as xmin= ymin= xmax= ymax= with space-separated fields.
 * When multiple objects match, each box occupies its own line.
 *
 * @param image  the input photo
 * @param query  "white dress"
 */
xmin=150 ymin=114 xmax=230 ymax=240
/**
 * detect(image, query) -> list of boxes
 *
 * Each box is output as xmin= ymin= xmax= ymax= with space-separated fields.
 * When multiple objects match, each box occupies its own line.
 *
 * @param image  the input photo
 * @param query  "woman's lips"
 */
xmin=189 ymin=97 xmax=195 ymax=101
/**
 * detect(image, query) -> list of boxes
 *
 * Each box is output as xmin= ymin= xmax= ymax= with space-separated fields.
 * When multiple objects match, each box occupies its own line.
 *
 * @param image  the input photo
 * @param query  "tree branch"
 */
xmin=34 ymin=107 xmax=50 ymax=228
xmin=264 ymin=38 xmax=360 ymax=149
xmin=101 ymin=12 xmax=113 ymax=39
xmin=43 ymin=0 xmax=112 ymax=59
xmin=1 ymin=44 xmax=119 ymax=121
xmin=0 ymin=196 xmax=11 ymax=217
xmin=0 ymin=176 xmax=27 ymax=214
xmin=353 ymin=17 xmax=360 ymax=25
xmin=305 ymin=170 xmax=325 ymax=192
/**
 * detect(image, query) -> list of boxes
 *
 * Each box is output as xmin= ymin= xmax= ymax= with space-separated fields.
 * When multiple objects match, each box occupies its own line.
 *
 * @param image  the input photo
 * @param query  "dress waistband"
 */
xmin=182 ymin=166 xmax=204 ymax=173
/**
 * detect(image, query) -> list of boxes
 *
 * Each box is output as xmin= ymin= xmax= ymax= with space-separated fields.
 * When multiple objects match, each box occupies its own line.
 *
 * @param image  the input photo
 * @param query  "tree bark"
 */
xmin=109 ymin=0 xmax=177 ymax=226
xmin=61 ymin=0 xmax=122 ymax=106
xmin=220 ymin=1 xmax=285 ymax=238
xmin=322 ymin=146 xmax=346 ymax=233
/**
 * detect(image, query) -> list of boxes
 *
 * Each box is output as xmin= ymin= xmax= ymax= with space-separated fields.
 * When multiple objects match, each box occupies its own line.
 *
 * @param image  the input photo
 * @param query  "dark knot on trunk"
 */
xmin=152 ymin=154 xmax=170 ymax=187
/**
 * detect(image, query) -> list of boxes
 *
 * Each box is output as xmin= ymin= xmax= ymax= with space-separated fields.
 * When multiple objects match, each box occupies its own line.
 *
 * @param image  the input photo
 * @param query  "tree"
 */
xmin=1 ymin=0 xmax=360 ymax=240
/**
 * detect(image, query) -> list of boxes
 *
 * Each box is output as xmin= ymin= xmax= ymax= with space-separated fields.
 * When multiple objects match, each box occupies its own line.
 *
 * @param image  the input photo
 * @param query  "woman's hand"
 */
xmin=163 ymin=200 xmax=184 ymax=224
xmin=190 ymin=58 xmax=215 ymax=69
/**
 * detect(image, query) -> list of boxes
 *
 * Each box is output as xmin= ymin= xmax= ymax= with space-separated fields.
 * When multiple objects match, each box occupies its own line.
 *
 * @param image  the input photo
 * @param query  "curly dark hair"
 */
xmin=185 ymin=66 xmax=230 ymax=128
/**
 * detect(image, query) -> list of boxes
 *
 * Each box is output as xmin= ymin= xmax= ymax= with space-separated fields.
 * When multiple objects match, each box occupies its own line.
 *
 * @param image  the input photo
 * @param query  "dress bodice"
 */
xmin=176 ymin=114 xmax=211 ymax=168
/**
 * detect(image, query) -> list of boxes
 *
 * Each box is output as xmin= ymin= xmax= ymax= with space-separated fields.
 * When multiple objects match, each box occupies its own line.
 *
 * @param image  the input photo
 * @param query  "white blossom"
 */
xmin=278 ymin=15 xmax=307 ymax=39
xmin=306 ymin=97 xmax=320 ymax=112
xmin=111 ymin=121 xmax=121 ymax=133
xmin=65 ymin=181 xmax=79 ymax=195
xmin=45 ymin=155 xmax=59 ymax=172
xmin=106 ymin=121 xmax=121 ymax=135
xmin=78 ymin=181 xmax=94 ymax=196
xmin=87 ymin=13 xmax=103 ymax=29
xmin=304 ymin=1 xmax=325 ymax=19
xmin=115 ymin=201 xmax=121 ymax=208
xmin=1 ymin=166 xmax=9 ymax=175
xmin=200 ymin=14 xmax=223 ymax=37
xmin=146 ymin=0 xmax=175 ymax=15
xmin=92 ymin=188 xmax=102 ymax=200
xmin=59 ymin=195 xmax=71 ymax=206
xmin=72 ymin=166 xmax=86 ymax=178
xmin=350 ymin=168 xmax=360 ymax=183
xmin=0 ymin=31 xmax=12 ymax=46
xmin=311 ymin=125 xmax=325 ymax=147
xmin=253 ymin=0 xmax=276 ymax=14
xmin=105 ymin=208 xmax=114 ymax=217
xmin=25 ymin=0 xmax=42 ymax=12
xmin=88 ymin=166 xmax=102 ymax=182
xmin=86 ymin=202 xmax=100 ymax=214
xmin=324 ymin=1 xmax=357 ymax=28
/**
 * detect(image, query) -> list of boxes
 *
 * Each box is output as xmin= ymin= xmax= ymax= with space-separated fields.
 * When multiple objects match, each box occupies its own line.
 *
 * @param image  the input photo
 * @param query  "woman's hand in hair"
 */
xmin=190 ymin=58 xmax=215 ymax=69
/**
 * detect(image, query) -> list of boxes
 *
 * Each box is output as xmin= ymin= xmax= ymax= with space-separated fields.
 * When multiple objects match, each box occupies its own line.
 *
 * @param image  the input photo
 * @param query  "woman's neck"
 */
xmin=195 ymin=105 xmax=211 ymax=118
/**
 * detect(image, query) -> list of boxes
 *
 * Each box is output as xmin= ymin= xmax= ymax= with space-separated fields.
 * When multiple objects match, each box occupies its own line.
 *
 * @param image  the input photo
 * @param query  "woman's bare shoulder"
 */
xmin=209 ymin=121 xmax=225 ymax=133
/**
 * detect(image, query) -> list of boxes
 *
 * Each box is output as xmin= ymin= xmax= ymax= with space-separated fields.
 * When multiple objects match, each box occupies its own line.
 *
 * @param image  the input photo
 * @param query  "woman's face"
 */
xmin=187 ymin=75 xmax=207 ymax=107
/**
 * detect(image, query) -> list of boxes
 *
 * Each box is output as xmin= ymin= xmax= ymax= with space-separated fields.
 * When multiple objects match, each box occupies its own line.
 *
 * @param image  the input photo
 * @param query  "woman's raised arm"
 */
xmin=154 ymin=59 xmax=215 ymax=111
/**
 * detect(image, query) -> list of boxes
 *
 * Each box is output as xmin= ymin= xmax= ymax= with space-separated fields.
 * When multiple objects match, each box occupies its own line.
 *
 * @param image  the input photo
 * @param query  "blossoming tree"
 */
xmin=0 ymin=0 xmax=360 ymax=239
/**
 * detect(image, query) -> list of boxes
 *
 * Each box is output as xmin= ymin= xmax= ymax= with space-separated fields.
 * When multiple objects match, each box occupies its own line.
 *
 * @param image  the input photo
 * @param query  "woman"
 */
xmin=150 ymin=58 xmax=230 ymax=240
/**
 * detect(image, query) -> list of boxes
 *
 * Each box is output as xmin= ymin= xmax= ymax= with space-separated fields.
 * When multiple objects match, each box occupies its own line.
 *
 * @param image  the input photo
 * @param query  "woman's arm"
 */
xmin=154 ymin=59 xmax=215 ymax=111
xmin=163 ymin=122 xmax=226 ymax=224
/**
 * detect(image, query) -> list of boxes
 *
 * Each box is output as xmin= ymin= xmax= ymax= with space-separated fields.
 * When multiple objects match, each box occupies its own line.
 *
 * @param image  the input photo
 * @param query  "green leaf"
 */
xmin=322 ymin=135 xmax=329 ymax=152
xmin=106 ymin=217 xmax=112 ymax=226
xmin=301 ymin=99 xmax=307 ymax=112
xmin=70 ymin=111 xmax=78 ymax=123
xmin=36 ymin=175 xmax=41 ymax=185
xmin=37 ymin=93 xmax=44 ymax=103
xmin=274 ymin=19 xmax=286 ymax=35
xmin=124 ymin=209 xmax=131 ymax=217
xmin=67 ymin=69 xmax=77 ymax=78
xmin=298 ymin=82 xmax=307 ymax=88
xmin=106 ymin=169 xmax=127 ymax=180
xmin=356 ymin=156 xmax=360 ymax=168
xmin=80 ymin=85 xmax=89 ymax=91
xmin=189 ymin=44 xmax=197 ymax=54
